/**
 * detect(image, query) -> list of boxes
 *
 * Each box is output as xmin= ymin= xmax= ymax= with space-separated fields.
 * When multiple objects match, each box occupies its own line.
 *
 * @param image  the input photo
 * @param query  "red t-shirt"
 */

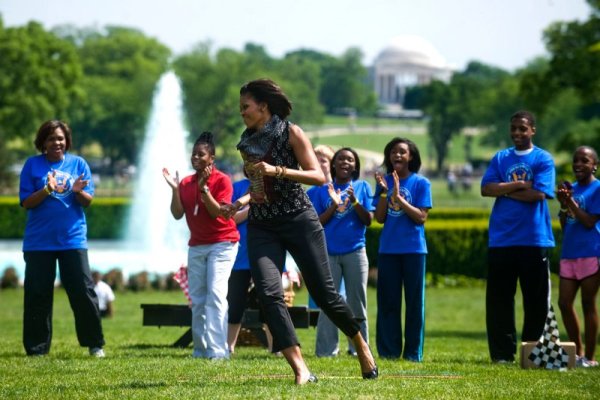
xmin=179 ymin=167 xmax=239 ymax=246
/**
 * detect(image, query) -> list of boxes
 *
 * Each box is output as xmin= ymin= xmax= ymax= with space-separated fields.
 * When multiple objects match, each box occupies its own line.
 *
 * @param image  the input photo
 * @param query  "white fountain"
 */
xmin=65 ymin=71 xmax=193 ymax=277
xmin=119 ymin=71 xmax=191 ymax=275
xmin=116 ymin=72 xmax=190 ymax=274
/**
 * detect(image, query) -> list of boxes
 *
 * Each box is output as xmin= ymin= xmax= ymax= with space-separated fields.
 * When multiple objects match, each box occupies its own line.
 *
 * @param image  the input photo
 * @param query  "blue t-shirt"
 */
xmin=312 ymin=180 xmax=375 ymax=255
xmin=481 ymin=146 xmax=555 ymax=248
xmin=232 ymin=179 xmax=251 ymax=271
xmin=561 ymin=179 xmax=600 ymax=259
xmin=19 ymin=153 xmax=94 ymax=251
xmin=372 ymin=173 xmax=432 ymax=254
xmin=306 ymin=184 xmax=321 ymax=207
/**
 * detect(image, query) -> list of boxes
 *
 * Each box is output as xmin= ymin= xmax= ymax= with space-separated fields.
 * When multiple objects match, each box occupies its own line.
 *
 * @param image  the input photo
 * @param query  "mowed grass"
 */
xmin=0 ymin=283 xmax=598 ymax=399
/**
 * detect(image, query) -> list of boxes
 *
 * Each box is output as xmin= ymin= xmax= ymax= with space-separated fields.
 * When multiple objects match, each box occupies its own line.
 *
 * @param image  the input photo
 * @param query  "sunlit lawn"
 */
xmin=1 ymin=282 xmax=598 ymax=399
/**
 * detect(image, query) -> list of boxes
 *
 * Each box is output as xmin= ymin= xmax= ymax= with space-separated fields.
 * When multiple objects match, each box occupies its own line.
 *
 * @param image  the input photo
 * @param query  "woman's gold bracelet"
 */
xmin=275 ymin=166 xmax=287 ymax=179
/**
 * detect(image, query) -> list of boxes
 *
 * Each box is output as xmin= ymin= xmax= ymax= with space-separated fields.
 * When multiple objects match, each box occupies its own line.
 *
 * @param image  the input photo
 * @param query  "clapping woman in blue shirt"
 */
xmin=312 ymin=147 xmax=374 ymax=357
xmin=373 ymin=137 xmax=432 ymax=361
xmin=19 ymin=120 xmax=105 ymax=357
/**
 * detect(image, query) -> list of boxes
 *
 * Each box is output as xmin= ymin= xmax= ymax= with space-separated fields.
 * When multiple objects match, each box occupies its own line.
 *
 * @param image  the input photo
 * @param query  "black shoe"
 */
xmin=362 ymin=365 xmax=379 ymax=379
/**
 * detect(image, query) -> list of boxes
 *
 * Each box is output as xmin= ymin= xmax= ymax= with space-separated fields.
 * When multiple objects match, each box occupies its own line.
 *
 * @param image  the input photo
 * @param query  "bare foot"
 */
xmin=296 ymin=371 xmax=318 ymax=385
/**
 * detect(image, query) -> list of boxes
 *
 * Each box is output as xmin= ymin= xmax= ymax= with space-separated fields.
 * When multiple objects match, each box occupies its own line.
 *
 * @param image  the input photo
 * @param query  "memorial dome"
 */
xmin=375 ymin=35 xmax=448 ymax=70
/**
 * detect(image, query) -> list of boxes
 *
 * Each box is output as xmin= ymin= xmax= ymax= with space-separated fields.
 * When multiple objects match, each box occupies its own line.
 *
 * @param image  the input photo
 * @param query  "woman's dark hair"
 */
xmin=382 ymin=137 xmax=422 ymax=173
xmin=331 ymin=147 xmax=361 ymax=181
xmin=510 ymin=110 xmax=536 ymax=128
xmin=34 ymin=120 xmax=72 ymax=153
xmin=193 ymin=131 xmax=215 ymax=155
xmin=240 ymin=79 xmax=292 ymax=119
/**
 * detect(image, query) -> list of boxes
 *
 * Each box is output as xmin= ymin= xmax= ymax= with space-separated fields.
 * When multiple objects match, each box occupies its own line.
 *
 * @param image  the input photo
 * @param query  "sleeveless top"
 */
xmin=238 ymin=119 xmax=313 ymax=220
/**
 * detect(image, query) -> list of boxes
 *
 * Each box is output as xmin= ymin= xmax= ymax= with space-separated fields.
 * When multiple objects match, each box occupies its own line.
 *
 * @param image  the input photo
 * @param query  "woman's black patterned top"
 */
xmin=246 ymin=124 xmax=313 ymax=220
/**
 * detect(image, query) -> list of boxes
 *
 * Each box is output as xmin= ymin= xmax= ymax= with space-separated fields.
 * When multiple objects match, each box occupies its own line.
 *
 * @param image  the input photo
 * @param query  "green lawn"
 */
xmin=1 ymin=284 xmax=598 ymax=399
xmin=307 ymin=121 xmax=497 ymax=169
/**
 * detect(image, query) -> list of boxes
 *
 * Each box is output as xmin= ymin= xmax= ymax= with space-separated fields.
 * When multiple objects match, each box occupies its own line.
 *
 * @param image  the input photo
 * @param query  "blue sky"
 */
xmin=0 ymin=0 xmax=592 ymax=71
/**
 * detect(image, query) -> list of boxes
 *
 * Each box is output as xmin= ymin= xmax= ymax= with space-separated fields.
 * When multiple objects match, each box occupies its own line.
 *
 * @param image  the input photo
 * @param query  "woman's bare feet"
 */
xmin=281 ymin=345 xmax=318 ymax=384
xmin=296 ymin=372 xmax=318 ymax=385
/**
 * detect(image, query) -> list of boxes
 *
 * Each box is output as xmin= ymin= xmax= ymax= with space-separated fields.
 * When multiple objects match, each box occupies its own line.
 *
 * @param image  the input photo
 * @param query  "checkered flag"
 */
xmin=527 ymin=305 xmax=569 ymax=370
xmin=173 ymin=265 xmax=191 ymax=306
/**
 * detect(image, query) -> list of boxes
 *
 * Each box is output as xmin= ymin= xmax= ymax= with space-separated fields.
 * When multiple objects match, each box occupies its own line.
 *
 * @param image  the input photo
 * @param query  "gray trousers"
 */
xmin=316 ymin=247 xmax=369 ymax=357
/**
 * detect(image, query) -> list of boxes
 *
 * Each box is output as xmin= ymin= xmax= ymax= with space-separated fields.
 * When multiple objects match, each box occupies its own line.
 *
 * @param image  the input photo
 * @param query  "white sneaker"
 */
xmin=577 ymin=356 xmax=598 ymax=367
xmin=89 ymin=347 xmax=105 ymax=358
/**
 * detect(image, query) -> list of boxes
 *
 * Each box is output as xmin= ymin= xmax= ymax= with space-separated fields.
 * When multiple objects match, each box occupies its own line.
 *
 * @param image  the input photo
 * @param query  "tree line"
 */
xmin=0 ymin=0 xmax=598 ymax=185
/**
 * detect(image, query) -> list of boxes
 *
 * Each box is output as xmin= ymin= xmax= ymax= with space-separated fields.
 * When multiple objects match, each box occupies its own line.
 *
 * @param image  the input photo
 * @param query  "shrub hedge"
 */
xmin=0 ymin=197 xmax=130 ymax=239
xmin=366 ymin=219 xmax=562 ymax=278
xmin=0 ymin=198 xmax=563 ymax=277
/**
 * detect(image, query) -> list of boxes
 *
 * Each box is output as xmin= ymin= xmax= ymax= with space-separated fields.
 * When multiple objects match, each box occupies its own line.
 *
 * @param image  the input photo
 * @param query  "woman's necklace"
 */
xmin=46 ymin=155 xmax=65 ymax=171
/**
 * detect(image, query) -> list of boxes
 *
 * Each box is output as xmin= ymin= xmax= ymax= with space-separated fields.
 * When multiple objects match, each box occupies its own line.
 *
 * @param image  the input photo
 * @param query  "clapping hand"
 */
xmin=198 ymin=164 xmax=213 ymax=186
xmin=162 ymin=168 xmax=180 ymax=190
xmin=557 ymin=181 xmax=573 ymax=207
xmin=374 ymin=170 xmax=388 ymax=193
xmin=46 ymin=170 xmax=57 ymax=191
xmin=346 ymin=184 xmax=356 ymax=204
xmin=327 ymin=183 xmax=342 ymax=205
xmin=392 ymin=170 xmax=400 ymax=198
xmin=72 ymin=174 xmax=89 ymax=193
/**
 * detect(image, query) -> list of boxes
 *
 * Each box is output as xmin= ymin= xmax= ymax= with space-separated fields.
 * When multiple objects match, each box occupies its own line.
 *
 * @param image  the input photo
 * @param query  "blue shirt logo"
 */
xmin=387 ymin=186 xmax=412 ymax=217
xmin=505 ymin=163 xmax=532 ymax=182
xmin=44 ymin=170 xmax=76 ymax=204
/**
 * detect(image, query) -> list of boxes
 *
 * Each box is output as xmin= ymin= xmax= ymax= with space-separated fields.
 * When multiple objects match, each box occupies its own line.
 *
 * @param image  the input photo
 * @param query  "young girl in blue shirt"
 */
xmin=557 ymin=146 xmax=600 ymax=368
xmin=312 ymin=147 xmax=374 ymax=357
xmin=372 ymin=137 xmax=432 ymax=361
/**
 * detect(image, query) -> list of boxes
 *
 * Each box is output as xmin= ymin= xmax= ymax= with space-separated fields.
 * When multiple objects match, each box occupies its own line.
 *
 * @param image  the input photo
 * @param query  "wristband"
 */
xmin=351 ymin=199 xmax=359 ymax=206
xmin=380 ymin=192 xmax=387 ymax=198
xmin=44 ymin=185 xmax=53 ymax=195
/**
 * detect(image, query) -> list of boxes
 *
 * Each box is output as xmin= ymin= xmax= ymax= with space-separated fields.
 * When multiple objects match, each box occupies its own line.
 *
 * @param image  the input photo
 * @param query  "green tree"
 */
xmin=0 ymin=20 xmax=82 ymax=184
xmin=285 ymin=48 xmax=376 ymax=115
xmin=543 ymin=0 xmax=600 ymax=111
xmin=557 ymin=118 xmax=600 ymax=154
xmin=421 ymin=80 xmax=465 ymax=174
xmin=59 ymin=26 xmax=170 ymax=169
xmin=515 ymin=0 xmax=599 ymax=154
xmin=174 ymin=43 xmax=324 ymax=165
xmin=419 ymin=61 xmax=519 ymax=173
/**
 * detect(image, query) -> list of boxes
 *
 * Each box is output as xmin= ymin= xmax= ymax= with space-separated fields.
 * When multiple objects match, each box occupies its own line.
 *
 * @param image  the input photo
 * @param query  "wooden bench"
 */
xmin=140 ymin=304 xmax=319 ymax=348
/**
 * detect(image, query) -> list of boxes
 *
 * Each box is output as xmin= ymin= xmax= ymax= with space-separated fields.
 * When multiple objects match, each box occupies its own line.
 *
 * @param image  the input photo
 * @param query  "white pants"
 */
xmin=188 ymin=241 xmax=238 ymax=359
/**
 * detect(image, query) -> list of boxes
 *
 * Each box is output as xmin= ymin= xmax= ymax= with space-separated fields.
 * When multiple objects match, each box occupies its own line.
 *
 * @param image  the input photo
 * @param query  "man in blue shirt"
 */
xmin=481 ymin=110 xmax=555 ymax=363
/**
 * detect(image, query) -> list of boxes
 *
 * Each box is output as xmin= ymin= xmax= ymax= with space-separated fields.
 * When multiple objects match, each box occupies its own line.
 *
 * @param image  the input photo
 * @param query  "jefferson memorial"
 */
xmin=372 ymin=35 xmax=454 ymax=106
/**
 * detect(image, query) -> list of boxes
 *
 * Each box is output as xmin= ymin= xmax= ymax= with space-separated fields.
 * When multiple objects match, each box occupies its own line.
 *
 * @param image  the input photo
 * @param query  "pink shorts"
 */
xmin=560 ymin=257 xmax=600 ymax=280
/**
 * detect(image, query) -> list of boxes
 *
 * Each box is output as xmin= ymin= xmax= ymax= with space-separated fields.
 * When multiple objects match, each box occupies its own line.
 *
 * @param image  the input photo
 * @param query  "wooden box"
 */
xmin=520 ymin=341 xmax=576 ymax=369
